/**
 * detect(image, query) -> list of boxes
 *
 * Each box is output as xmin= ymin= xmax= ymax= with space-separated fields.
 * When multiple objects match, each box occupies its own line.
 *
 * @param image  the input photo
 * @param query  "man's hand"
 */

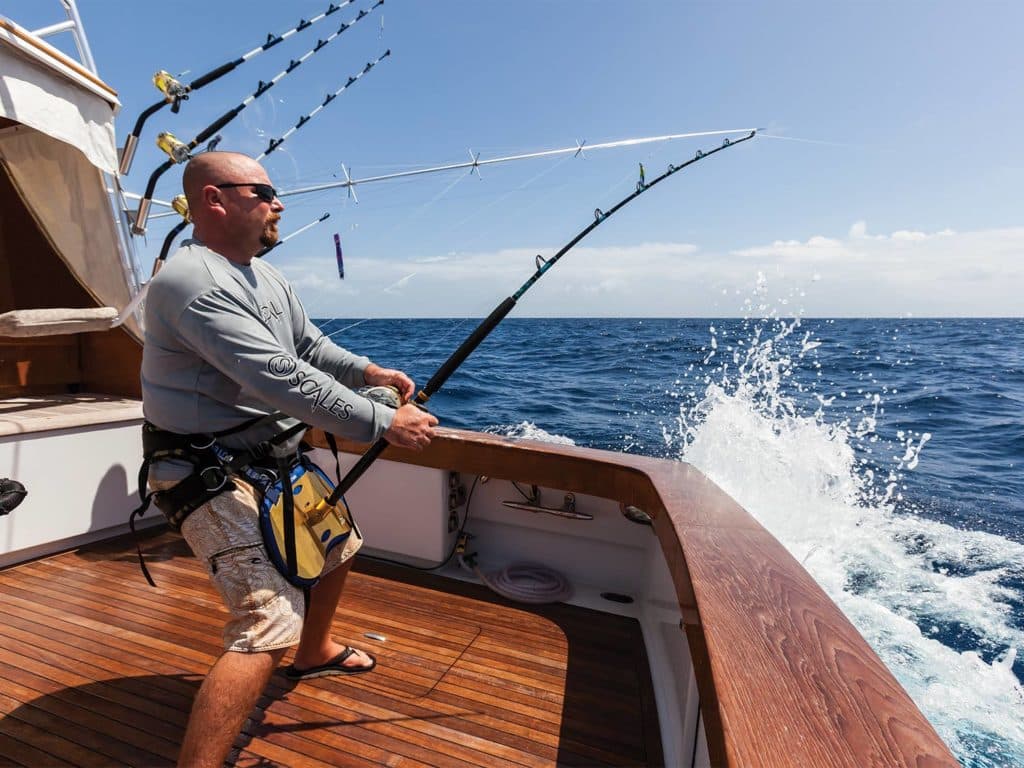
xmin=363 ymin=363 xmax=415 ymax=403
xmin=383 ymin=404 xmax=439 ymax=451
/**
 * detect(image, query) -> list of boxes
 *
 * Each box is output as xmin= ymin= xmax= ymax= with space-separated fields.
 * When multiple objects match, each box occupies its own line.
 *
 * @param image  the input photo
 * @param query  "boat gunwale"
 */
xmin=313 ymin=426 xmax=958 ymax=767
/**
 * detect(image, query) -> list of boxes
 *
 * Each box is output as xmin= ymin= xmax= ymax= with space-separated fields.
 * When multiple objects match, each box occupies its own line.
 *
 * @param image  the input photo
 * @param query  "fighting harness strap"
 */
xmin=130 ymin=416 xmax=307 ymax=586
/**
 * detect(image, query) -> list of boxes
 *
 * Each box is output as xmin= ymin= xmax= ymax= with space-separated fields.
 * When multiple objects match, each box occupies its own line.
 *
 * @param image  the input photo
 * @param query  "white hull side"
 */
xmin=0 ymin=420 xmax=147 ymax=567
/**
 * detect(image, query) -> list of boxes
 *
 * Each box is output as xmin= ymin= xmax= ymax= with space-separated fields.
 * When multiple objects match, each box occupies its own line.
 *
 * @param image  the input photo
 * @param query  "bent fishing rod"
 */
xmin=132 ymin=1 xmax=384 ymax=235
xmin=153 ymin=49 xmax=390 ymax=267
xmin=119 ymin=0 xmax=360 ymax=176
xmin=321 ymin=129 xmax=757 ymax=506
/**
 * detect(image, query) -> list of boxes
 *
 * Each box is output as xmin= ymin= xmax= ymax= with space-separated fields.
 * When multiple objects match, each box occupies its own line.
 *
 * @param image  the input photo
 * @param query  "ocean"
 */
xmin=316 ymin=314 xmax=1024 ymax=767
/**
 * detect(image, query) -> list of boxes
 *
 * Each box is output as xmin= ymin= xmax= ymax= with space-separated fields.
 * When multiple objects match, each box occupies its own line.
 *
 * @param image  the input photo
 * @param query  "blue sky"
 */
xmin=9 ymin=1 xmax=1023 ymax=317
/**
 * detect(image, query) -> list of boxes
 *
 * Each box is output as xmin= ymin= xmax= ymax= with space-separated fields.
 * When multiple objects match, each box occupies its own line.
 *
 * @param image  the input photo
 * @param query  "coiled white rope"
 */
xmin=461 ymin=558 xmax=573 ymax=604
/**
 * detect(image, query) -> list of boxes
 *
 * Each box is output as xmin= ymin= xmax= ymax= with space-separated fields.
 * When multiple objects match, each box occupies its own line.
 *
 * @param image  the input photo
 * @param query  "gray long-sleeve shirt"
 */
xmin=142 ymin=241 xmax=393 ymax=473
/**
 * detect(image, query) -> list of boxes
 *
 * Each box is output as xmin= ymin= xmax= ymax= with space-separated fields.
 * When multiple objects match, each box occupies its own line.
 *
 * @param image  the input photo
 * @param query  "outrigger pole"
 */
xmin=132 ymin=1 xmax=385 ymax=235
xmin=153 ymin=50 xmax=390 ymax=268
xmin=321 ymin=130 xmax=757 ymax=504
xmin=119 ymin=0 xmax=360 ymax=176
xmin=279 ymin=129 xmax=757 ymax=200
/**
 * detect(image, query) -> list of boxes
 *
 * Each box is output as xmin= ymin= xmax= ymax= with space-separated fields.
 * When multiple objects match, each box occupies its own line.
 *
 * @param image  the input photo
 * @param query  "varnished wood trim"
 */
xmin=313 ymin=428 xmax=958 ymax=766
xmin=0 ymin=19 xmax=118 ymax=101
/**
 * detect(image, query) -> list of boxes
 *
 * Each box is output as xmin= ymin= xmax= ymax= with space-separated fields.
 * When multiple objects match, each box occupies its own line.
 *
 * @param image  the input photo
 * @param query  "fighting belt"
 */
xmin=252 ymin=454 xmax=358 ymax=589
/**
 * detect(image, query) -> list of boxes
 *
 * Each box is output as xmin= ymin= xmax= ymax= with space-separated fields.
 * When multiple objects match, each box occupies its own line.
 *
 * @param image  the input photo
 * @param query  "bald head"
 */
xmin=180 ymin=151 xmax=284 ymax=264
xmin=182 ymin=151 xmax=263 ymax=208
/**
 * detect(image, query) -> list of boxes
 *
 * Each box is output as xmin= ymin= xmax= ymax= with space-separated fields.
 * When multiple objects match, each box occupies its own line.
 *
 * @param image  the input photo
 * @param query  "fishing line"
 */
xmin=324 ymin=317 xmax=373 ymax=338
xmin=320 ymin=273 xmax=420 ymax=342
xmin=119 ymin=0 xmax=360 ymax=175
xmin=132 ymin=2 xmax=386 ymax=234
xmin=379 ymin=166 xmax=474 ymax=237
xmin=757 ymin=133 xmax=856 ymax=148
xmin=447 ymin=152 xmax=575 ymax=237
xmin=317 ymin=130 xmax=757 ymax=502
xmin=403 ymin=316 xmax=476 ymax=371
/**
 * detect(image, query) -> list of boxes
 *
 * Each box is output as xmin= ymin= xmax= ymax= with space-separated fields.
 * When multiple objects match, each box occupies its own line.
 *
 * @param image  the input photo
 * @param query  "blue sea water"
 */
xmin=316 ymin=314 xmax=1024 ymax=767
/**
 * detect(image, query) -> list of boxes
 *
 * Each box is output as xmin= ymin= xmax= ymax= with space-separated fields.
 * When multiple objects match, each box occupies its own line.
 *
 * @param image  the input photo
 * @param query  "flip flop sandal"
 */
xmin=284 ymin=646 xmax=377 ymax=680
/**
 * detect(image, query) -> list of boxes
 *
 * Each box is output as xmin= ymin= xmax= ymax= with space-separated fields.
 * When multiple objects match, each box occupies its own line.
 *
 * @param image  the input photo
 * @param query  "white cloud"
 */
xmin=283 ymin=224 xmax=1024 ymax=317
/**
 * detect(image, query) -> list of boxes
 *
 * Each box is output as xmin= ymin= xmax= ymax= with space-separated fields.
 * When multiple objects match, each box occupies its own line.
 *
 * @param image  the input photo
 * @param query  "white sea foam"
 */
xmin=487 ymin=421 xmax=576 ymax=445
xmin=669 ymin=309 xmax=1024 ymax=766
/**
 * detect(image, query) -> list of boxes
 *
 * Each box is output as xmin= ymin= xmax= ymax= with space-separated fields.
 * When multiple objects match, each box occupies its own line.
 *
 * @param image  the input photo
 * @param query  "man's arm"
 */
xmin=179 ymin=291 xmax=393 ymax=443
xmin=288 ymin=284 xmax=375 ymax=388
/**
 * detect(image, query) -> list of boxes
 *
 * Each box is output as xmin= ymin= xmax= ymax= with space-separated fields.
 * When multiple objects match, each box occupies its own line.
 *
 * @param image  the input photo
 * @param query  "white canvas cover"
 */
xmin=0 ymin=21 xmax=139 ymax=339
xmin=0 ymin=125 xmax=140 ymax=339
xmin=0 ymin=19 xmax=119 ymax=174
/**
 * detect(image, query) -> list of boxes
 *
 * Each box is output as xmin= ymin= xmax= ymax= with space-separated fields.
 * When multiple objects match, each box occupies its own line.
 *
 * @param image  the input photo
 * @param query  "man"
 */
xmin=141 ymin=151 xmax=438 ymax=768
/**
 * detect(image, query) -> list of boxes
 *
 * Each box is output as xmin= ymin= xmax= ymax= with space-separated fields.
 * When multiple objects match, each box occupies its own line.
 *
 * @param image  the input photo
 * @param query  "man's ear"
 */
xmin=202 ymin=185 xmax=227 ymax=216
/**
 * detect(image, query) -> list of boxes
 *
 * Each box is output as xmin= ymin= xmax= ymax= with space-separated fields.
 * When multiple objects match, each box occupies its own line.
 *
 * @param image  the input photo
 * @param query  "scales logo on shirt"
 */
xmin=267 ymin=354 xmax=354 ymax=421
xmin=260 ymin=300 xmax=285 ymax=324
xmin=267 ymin=354 xmax=297 ymax=377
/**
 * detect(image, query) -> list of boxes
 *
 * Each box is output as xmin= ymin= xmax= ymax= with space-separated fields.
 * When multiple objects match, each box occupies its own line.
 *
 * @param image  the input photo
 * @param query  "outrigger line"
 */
xmin=119 ymin=0 xmax=360 ymax=176
xmin=131 ymin=1 xmax=385 ymax=235
xmin=153 ymin=49 xmax=389 ymax=264
xmin=318 ymin=130 xmax=757 ymax=505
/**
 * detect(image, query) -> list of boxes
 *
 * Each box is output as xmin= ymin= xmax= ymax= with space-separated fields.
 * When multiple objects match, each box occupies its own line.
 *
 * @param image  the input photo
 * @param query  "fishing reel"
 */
xmin=156 ymin=132 xmax=192 ymax=164
xmin=358 ymin=386 xmax=401 ymax=409
xmin=171 ymin=194 xmax=190 ymax=221
xmin=153 ymin=70 xmax=189 ymax=112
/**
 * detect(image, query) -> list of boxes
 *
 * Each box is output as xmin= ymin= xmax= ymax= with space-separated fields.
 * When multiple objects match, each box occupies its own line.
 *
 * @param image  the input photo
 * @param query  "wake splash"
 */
xmin=668 ymin=314 xmax=1024 ymax=766
xmin=485 ymin=421 xmax=577 ymax=445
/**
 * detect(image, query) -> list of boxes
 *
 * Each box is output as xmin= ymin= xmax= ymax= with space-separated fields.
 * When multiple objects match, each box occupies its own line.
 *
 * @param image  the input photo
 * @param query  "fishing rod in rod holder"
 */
xmin=259 ymin=211 xmax=332 ymax=258
xmin=119 ymin=0 xmax=360 ymax=176
xmin=318 ymin=129 xmax=757 ymax=507
xmin=131 ymin=1 xmax=385 ymax=235
xmin=153 ymin=47 xmax=389 ymax=265
xmin=256 ymin=48 xmax=390 ymax=160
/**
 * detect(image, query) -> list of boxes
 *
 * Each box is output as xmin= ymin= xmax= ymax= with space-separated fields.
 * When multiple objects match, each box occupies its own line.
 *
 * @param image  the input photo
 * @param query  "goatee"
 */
xmin=260 ymin=219 xmax=280 ymax=248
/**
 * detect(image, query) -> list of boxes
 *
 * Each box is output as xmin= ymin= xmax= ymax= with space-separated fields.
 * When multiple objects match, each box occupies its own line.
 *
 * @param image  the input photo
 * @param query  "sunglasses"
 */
xmin=214 ymin=182 xmax=278 ymax=203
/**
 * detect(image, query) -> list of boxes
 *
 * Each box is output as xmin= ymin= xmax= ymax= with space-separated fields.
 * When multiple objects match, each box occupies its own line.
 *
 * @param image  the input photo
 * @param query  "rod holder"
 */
xmin=132 ymin=198 xmax=152 ymax=235
xmin=118 ymin=134 xmax=139 ymax=176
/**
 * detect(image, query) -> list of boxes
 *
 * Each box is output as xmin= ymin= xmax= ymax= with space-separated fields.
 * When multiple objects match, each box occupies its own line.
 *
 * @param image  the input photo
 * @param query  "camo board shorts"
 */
xmin=149 ymin=476 xmax=363 ymax=653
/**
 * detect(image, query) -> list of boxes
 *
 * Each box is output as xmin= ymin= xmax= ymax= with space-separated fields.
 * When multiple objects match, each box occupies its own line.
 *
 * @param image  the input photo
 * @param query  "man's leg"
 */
xmin=178 ymin=647 xmax=287 ymax=768
xmin=291 ymin=558 xmax=372 ymax=670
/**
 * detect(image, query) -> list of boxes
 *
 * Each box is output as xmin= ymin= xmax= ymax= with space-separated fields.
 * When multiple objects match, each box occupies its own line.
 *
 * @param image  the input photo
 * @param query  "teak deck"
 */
xmin=0 ymin=529 xmax=663 ymax=767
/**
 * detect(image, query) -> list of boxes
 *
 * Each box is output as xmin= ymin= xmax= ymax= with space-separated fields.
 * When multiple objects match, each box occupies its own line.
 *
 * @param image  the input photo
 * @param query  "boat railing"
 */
xmin=27 ymin=0 xmax=97 ymax=74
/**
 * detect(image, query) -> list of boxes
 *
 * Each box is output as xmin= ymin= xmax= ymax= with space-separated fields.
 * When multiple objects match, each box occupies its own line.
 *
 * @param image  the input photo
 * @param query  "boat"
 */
xmin=0 ymin=4 xmax=959 ymax=765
